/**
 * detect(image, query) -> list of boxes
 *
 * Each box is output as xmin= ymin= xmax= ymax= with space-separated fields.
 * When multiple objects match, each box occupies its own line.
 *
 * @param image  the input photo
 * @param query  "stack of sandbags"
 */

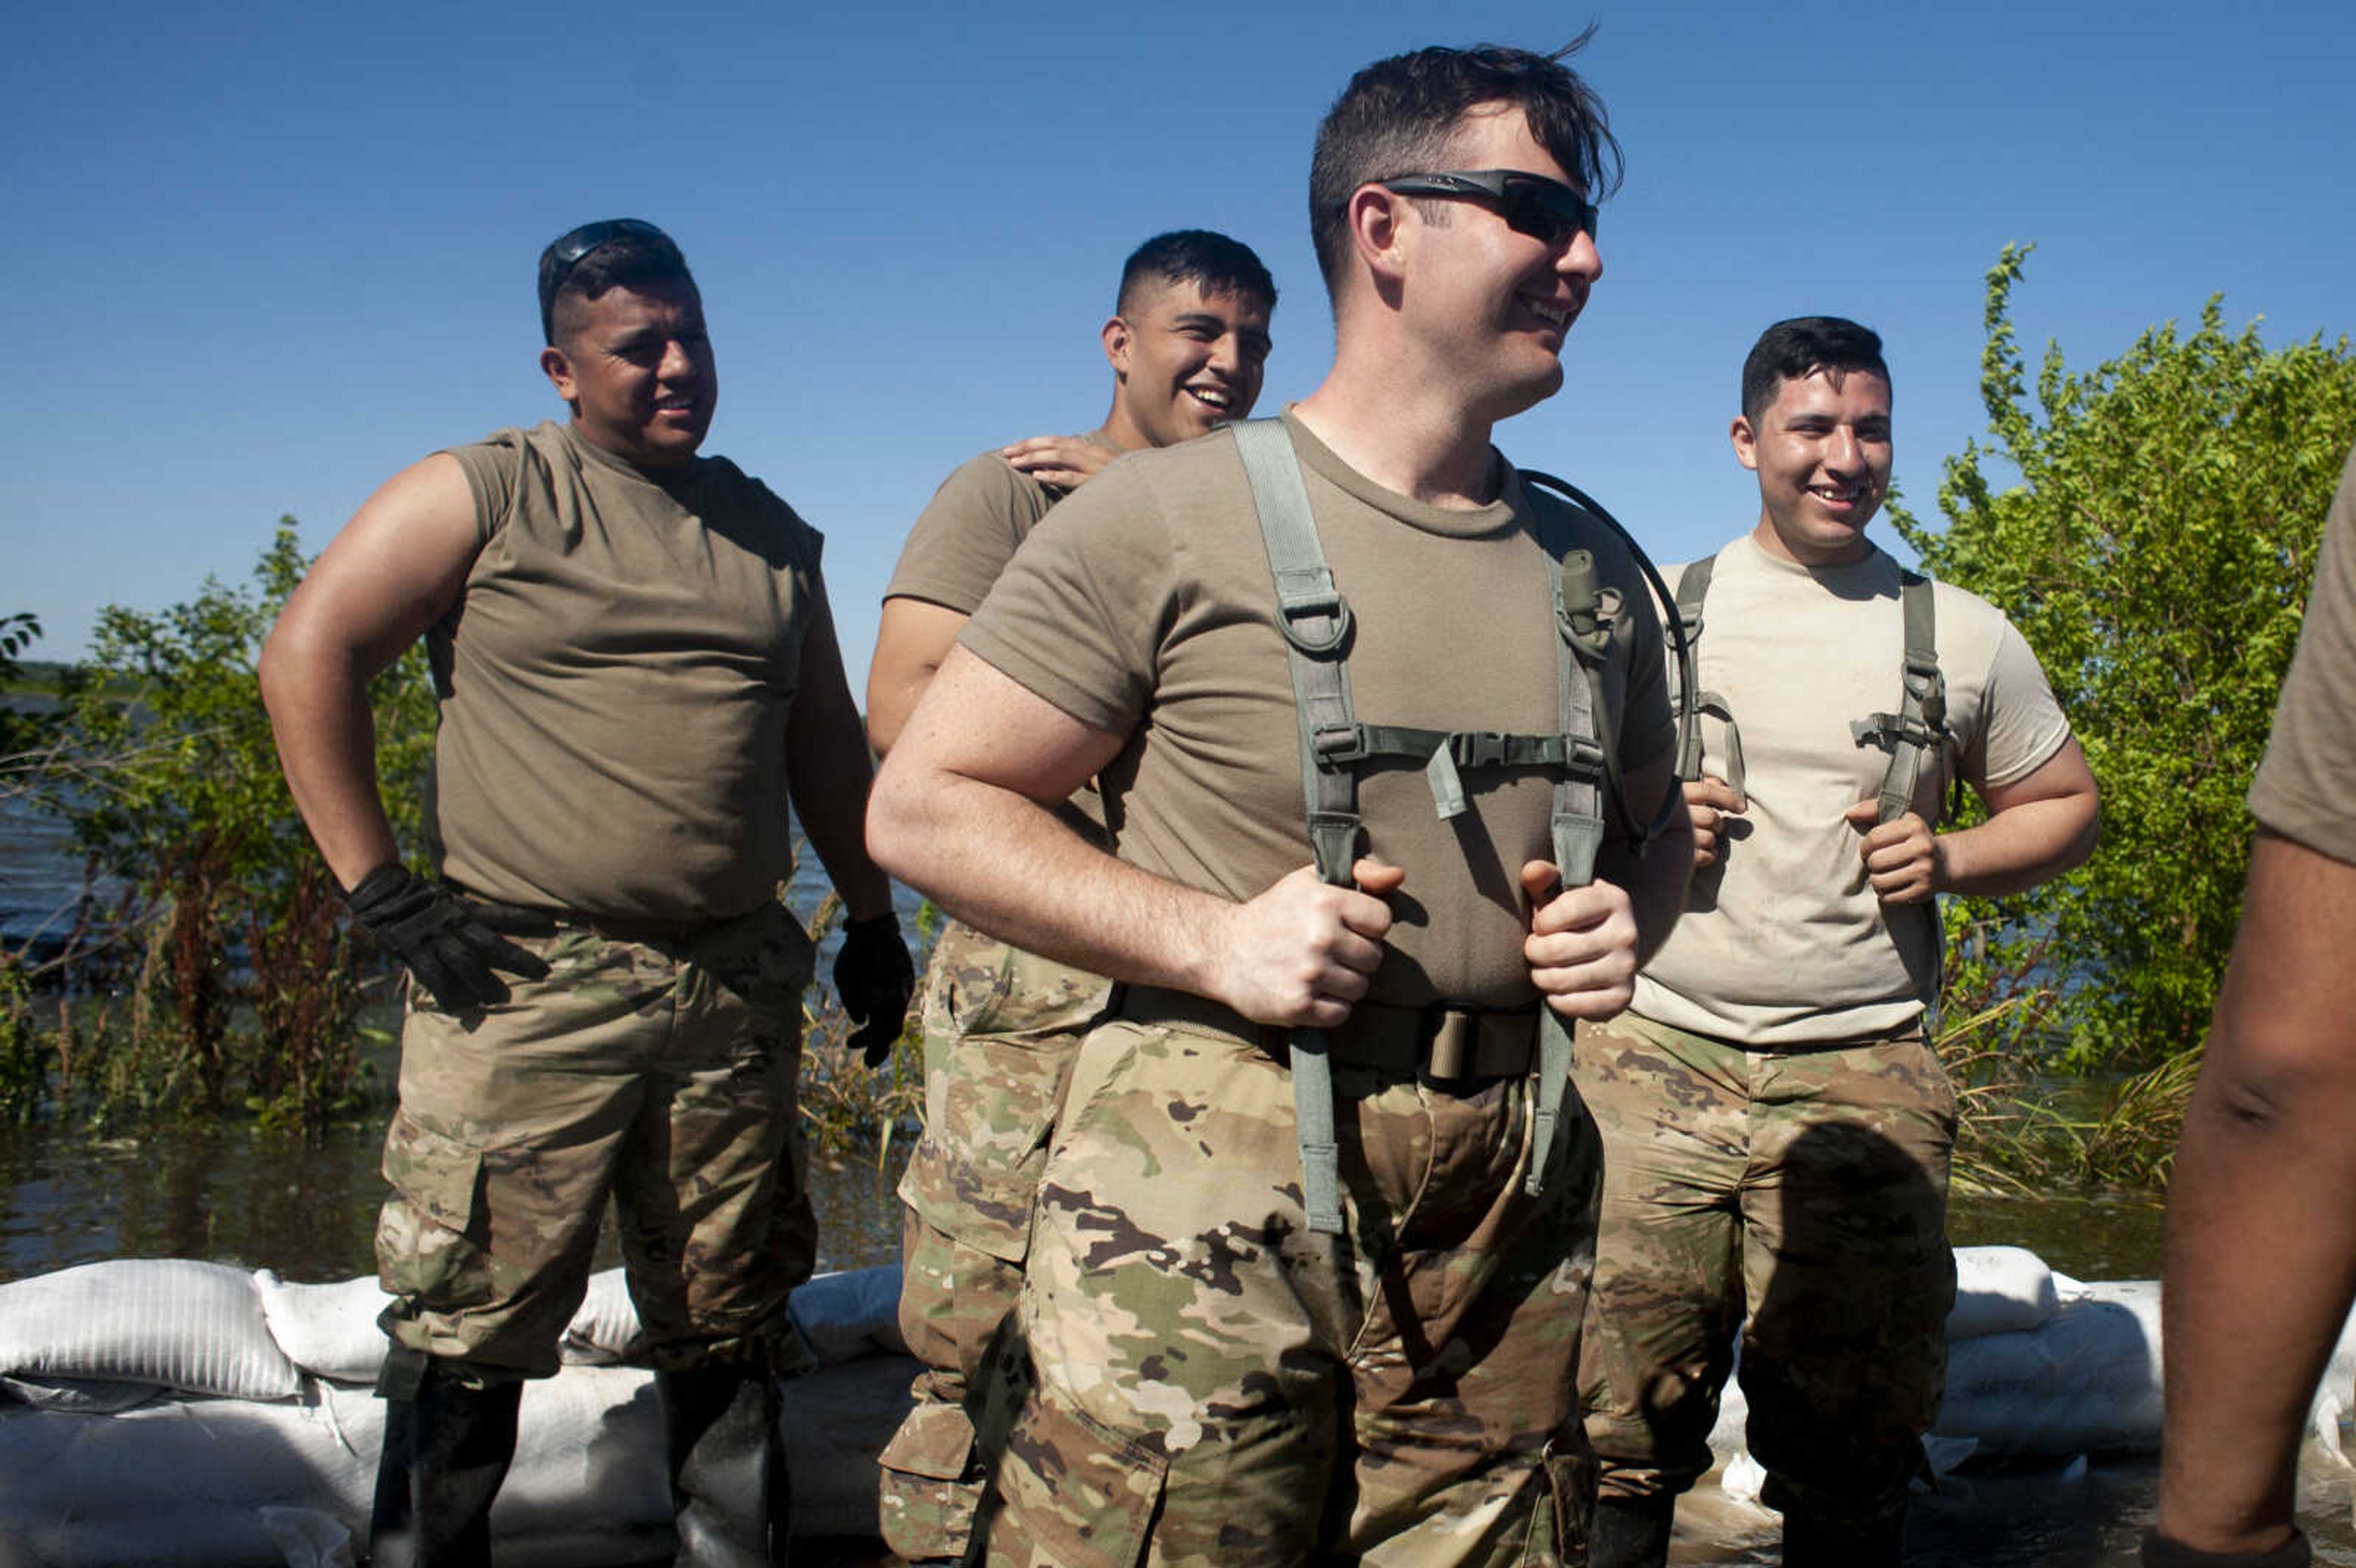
xmin=0 ymin=1259 xmax=917 ymax=1567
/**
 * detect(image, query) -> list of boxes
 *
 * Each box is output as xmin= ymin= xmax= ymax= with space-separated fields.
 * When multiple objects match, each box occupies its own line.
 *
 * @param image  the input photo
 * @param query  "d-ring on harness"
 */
xmin=1231 ymin=419 xmax=1661 ymax=1236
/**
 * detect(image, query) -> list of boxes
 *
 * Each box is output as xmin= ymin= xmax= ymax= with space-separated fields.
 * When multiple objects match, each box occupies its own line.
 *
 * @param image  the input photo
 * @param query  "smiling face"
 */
xmin=539 ymin=279 xmax=716 ymax=471
xmin=1398 ymin=102 xmax=1603 ymax=421
xmin=1101 ymin=276 xmax=1273 ymax=450
xmin=1734 ymin=366 xmax=1893 ymax=567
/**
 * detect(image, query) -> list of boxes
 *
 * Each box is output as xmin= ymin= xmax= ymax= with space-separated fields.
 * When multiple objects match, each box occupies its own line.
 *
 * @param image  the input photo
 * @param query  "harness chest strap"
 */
xmin=1230 ymin=418 xmax=1606 ymax=1234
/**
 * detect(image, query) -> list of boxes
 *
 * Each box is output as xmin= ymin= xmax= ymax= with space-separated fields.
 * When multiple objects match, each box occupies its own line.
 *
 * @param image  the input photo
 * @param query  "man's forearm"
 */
xmin=1936 ymin=790 xmax=2099 ymax=897
xmin=2157 ymin=834 xmax=2356 ymax=1551
xmin=788 ymin=712 xmax=896 ymax=923
xmin=870 ymin=764 xmax=1233 ymax=996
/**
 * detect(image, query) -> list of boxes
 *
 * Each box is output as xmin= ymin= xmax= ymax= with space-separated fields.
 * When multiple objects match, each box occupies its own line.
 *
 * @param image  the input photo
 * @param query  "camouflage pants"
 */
xmin=878 ymin=917 xmax=1111 ymax=1562
xmin=375 ymin=900 xmax=818 ymax=1380
xmin=1573 ymin=1013 xmax=1957 ymax=1524
xmin=967 ymin=1012 xmax=1601 ymax=1568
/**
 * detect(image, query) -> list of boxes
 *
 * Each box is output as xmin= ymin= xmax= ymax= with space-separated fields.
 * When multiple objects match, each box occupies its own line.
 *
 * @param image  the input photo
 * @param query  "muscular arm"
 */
xmin=865 ymin=598 xmax=968 ymax=758
xmin=258 ymin=454 xmax=480 ymax=888
xmin=1938 ymin=737 xmax=2100 ymax=895
xmin=2155 ymin=829 xmax=2356 ymax=1554
xmin=785 ymin=578 xmax=896 ymax=923
xmin=868 ymin=647 xmax=1399 ymax=1027
xmin=1852 ymin=738 xmax=2101 ymax=904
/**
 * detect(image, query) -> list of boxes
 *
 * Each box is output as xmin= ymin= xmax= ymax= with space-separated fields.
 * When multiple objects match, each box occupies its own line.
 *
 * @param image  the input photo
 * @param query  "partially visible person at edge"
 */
xmin=1575 ymin=315 xmax=2101 ymax=1567
xmin=257 ymin=218 xmax=913 ymax=1568
xmin=869 ymin=37 xmax=1692 ymax=1566
xmin=864 ymin=228 xmax=1275 ymax=1566
xmin=2144 ymin=439 xmax=2356 ymax=1568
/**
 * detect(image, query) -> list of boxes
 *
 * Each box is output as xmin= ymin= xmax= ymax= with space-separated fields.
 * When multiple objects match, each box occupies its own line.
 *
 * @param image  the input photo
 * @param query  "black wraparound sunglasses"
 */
xmin=1377 ymin=169 xmax=1598 ymax=247
xmin=542 ymin=218 xmax=674 ymax=296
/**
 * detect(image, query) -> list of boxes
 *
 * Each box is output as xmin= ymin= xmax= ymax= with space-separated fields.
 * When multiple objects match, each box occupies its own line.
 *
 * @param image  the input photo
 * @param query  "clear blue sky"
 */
xmin=6 ymin=1 xmax=2352 ymax=702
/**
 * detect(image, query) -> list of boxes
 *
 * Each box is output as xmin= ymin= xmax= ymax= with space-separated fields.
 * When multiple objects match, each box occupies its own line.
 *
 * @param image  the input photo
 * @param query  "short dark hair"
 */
xmin=1740 ymin=317 xmax=1892 ymax=425
xmin=1115 ymin=229 xmax=1277 ymax=317
xmin=537 ymin=220 xmax=697 ymax=345
xmin=1309 ymin=36 xmax=1622 ymax=299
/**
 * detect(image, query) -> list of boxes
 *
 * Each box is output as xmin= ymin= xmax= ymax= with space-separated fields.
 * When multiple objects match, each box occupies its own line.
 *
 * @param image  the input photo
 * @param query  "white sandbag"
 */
xmin=1948 ymin=1246 xmax=2058 ymax=1340
xmin=790 ymin=1265 xmax=907 ymax=1362
xmin=259 ymin=1506 xmax=356 ymax=1568
xmin=0 ymin=1349 xmax=918 ymax=1566
xmin=1933 ymin=1280 xmax=2164 ymax=1458
xmin=0 ymin=1373 xmax=163 ymax=1412
xmin=254 ymin=1273 xmax=393 ymax=1385
xmin=559 ymin=1269 xmax=641 ymax=1364
xmin=0 ymin=1388 xmax=379 ymax=1566
xmin=0 ymin=1258 xmax=300 ymax=1401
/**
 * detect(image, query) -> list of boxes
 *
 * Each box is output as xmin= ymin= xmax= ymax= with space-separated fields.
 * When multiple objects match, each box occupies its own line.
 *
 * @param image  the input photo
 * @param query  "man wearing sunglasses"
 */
xmin=1575 ymin=317 xmax=2099 ymax=1567
xmin=868 ymin=39 xmax=1689 ymax=1566
xmin=864 ymin=227 xmax=1275 ymax=1567
xmin=260 ymin=218 xmax=911 ymax=1567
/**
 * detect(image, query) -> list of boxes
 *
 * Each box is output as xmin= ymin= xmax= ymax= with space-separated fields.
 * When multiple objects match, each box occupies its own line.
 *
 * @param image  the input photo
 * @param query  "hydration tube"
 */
xmin=1519 ymin=467 xmax=1699 ymax=855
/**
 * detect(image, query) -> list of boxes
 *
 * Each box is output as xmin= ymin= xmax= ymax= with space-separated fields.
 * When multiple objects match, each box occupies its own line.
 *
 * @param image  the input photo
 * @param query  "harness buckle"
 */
xmin=1455 ymin=731 xmax=1510 ymax=769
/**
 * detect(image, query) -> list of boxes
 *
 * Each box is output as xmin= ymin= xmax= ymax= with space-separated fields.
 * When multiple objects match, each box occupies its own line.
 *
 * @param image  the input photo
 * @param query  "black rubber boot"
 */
xmin=659 ymin=1366 xmax=791 ymax=1567
xmin=1589 ymin=1495 xmax=1677 ymax=1568
xmin=368 ymin=1362 xmax=523 ymax=1568
xmin=1781 ymin=1504 xmax=1906 ymax=1567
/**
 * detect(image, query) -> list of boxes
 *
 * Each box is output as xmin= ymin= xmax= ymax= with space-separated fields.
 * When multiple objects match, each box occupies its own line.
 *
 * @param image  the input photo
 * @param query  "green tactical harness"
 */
xmin=1230 ymin=418 xmax=1620 ymax=1235
xmin=1671 ymin=551 xmax=1949 ymax=827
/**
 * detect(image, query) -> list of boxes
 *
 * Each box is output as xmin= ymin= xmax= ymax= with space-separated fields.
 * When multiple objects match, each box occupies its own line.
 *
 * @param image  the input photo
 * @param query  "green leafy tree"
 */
xmin=0 ymin=612 xmax=55 ymax=761
xmin=45 ymin=519 xmax=436 ymax=1120
xmin=1890 ymin=245 xmax=2356 ymax=1065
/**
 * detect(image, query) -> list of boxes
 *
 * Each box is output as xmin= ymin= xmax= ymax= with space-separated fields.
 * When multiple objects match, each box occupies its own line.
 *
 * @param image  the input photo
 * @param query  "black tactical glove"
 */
xmin=2142 ymin=1529 xmax=2311 ymax=1568
xmin=835 ymin=912 xmax=915 ymax=1067
xmin=343 ymin=864 xmax=551 ymax=1013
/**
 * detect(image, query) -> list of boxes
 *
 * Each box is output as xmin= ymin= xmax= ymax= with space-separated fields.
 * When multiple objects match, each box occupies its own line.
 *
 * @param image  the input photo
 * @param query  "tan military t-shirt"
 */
xmin=960 ymin=410 xmax=1675 ymax=1011
xmin=2250 ymin=440 xmax=2356 ymax=864
xmin=885 ymin=452 xmax=1061 ymax=613
xmin=1633 ymin=532 xmax=2073 ymax=1045
xmin=884 ymin=447 xmax=1109 ymax=843
xmin=427 ymin=420 xmax=826 ymax=923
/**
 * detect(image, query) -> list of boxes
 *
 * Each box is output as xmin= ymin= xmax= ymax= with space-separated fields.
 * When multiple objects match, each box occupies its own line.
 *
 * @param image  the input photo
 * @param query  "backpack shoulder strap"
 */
xmin=1850 ymin=569 xmax=1949 ymax=826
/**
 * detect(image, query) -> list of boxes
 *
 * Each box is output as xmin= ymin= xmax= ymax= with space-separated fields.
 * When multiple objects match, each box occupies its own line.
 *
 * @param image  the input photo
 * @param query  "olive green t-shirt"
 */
xmin=1632 ymin=532 xmax=2073 ymax=1045
xmin=426 ymin=420 xmax=827 ymax=922
xmin=960 ymin=410 xmax=1675 ymax=1010
xmin=2250 ymin=440 xmax=2356 ymax=864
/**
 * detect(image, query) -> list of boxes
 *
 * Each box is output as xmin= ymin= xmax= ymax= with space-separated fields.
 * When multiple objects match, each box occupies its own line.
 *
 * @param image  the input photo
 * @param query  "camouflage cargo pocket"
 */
xmin=979 ymin=1389 xmax=1169 ymax=1568
xmin=374 ymin=1110 xmax=493 ymax=1309
xmin=876 ymin=1398 xmax=985 ymax=1561
xmin=903 ymin=1027 xmax=1084 ymax=1262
